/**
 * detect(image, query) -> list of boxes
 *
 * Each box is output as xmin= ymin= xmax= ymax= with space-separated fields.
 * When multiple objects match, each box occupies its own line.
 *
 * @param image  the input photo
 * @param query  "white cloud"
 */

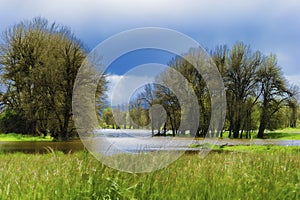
xmin=105 ymin=63 xmax=167 ymax=105
xmin=106 ymin=74 xmax=154 ymax=106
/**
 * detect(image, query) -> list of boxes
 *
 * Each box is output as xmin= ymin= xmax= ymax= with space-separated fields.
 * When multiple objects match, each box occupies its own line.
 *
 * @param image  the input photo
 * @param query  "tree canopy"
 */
xmin=0 ymin=17 xmax=106 ymax=140
xmin=121 ymin=43 xmax=298 ymax=138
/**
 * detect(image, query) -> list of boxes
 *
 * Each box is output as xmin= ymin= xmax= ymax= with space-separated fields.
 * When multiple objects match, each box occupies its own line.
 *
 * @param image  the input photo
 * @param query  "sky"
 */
xmin=1 ymin=0 xmax=300 ymax=104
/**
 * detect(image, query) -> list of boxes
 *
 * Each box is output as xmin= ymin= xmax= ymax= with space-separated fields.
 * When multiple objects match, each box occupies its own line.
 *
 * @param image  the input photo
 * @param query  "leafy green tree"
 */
xmin=225 ymin=42 xmax=262 ymax=138
xmin=0 ymin=110 xmax=26 ymax=133
xmin=0 ymin=17 xmax=106 ymax=140
xmin=169 ymin=50 xmax=210 ymax=136
xmin=286 ymin=85 xmax=299 ymax=128
xmin=101 ymin=107 xmax=116 ymax=128
xmin=154 ymin=74 xmax=181 ymax=136
xmin=128 ymin=101 xmax=149 ymax=129
xmin=256 ymin=54 xmax=291 ymax=138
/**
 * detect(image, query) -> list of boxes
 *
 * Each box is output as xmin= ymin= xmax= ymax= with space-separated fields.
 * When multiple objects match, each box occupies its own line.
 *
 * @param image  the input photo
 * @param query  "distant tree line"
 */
xmin=0 ymin=18 xmax=106 ymax=141
xmin=103 ymin=43 xmax=299 ymax=138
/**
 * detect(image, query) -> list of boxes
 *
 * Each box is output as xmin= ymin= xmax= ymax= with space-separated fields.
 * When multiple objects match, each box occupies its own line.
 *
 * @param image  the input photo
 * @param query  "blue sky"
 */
xmin=1 ymin=0 xmax=300 ymax=89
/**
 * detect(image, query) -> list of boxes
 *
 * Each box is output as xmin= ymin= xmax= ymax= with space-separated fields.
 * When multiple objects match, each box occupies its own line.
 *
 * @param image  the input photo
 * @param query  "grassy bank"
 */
xmin=264 ymin=128 xmax=300 ymax=140
xmin=189 ymin=143 xmax=300 ymax=152
xmin=222 ymin=145 xmax=300 ymax=152
xmin=0 ymin=149 xmax=298 ymax=199
xmin=0 ymin=133 xmax=53 ymax=142
xmin=220 ymin=127 xmax=300 ymax=140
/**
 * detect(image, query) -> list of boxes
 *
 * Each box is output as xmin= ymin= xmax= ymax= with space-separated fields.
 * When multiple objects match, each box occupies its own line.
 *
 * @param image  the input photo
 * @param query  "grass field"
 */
xmin=220 ymin=127 xmax=300 ymax=140
xmin=264 ymin=128 xmax=300 ymax=140
xmin=0 ymin=133 xmax=53 ymax=142
xmin=0 ymin=148 xmax=298 ymax=199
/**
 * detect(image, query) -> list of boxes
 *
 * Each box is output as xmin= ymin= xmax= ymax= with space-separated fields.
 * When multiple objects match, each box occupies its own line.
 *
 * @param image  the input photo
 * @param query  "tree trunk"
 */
xmin=257 ymin=109 xmax=267 ymax=138
xmin=228 ymin=119 xmax=233 ymax=138
xmin=257 ymin=122 xmax=265 ymax=139
xmin=61 ymin=114 xmax=70 ymax=141
xmin=239 ymin=129 xmax=243 ymax=139
xmin=163 ymin=123 xmax=167 ymax=136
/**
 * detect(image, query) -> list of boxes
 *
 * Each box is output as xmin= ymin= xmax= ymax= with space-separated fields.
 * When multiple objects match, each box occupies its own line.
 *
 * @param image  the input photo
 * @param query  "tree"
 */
xmin=212 ymin=45 xmax=228 ymax=137
xmin=122 ymin=43 xmax=297 ymax=139
xmin=136 ymin=84 xmax=157 ymax=135
xmin=154 ymin=84 xmax=180 ymax=136
xmin=0 ymin=17 xmax=106 ymax=140
xmin=169 ymin=50 xmax=210 ymax=136
xmin=256 ymin=54 xmax=291 ymax=138
xmin=101 ymin=107 xmax=116 ymax=128
xmin=225 ymin=42 xmax=262 ymax=138
xmin=286 ymin=85 xmax=299 ymax=128
xmin=128 ymin=101 xmax=149 ymax=129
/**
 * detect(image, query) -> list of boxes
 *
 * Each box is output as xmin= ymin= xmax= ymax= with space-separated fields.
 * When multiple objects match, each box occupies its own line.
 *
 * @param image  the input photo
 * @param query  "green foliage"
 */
xmin=225 ymin=43 xmax=262 ymax=138
xmin=0 ymin=17 xmax=106 ymax=140
xmin=0 ymin=110 xmax=26 ymax=133
xmin=101 ymin=107 xmax=115 ymax=128
xmin=256 ymin=54 xmax=292 ymax=138
xmin=0 ymin=150 xmax=298 ymax=199
xmin=126 ymin=43 xmax=298 ymax=139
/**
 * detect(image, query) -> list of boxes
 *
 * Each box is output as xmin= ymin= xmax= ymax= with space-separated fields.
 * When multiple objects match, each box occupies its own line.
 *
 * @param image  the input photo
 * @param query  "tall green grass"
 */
xmin=0 ymin=150 xmax=298 ymax=199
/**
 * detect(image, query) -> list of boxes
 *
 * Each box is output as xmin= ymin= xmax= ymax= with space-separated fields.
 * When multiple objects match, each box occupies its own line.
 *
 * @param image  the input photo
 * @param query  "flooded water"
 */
xmin=0 ymin=129 xmax=299 ymax=154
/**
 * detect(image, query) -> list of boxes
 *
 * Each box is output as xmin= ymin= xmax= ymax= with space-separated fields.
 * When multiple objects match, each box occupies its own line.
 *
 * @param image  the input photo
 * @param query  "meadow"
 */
xmin=0 ymin=133 xmax=53 ymax=142
xmin=220 ymin=127 xmax=300 ymax=140
xmin=0 ymin=148 xmax=298 ymax=200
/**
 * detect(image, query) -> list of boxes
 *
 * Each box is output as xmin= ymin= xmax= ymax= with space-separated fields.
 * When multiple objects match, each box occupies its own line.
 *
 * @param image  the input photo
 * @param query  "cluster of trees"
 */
xmin=104 ymin=43 xmax=298 ymax=138
xmin=0 ymin=18 xmax=106 ymax=140
xmin=213 ymin=44 xmax=298 ymax=138
xmin=0 ymin=18 xmax=298 ymax=140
